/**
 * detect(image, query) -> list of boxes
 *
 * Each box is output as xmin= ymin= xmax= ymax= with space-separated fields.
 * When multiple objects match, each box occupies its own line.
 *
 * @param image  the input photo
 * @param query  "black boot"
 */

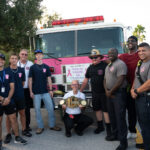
xmin=135 ymin=143 xmax=144 ymax=149
xmin=94 ymin=121 xmax=104 ymax=134
xmin=116 ymin=140 xmax=128 ymax=150
xmin=105 ymin=123 xmax=113 ymax=140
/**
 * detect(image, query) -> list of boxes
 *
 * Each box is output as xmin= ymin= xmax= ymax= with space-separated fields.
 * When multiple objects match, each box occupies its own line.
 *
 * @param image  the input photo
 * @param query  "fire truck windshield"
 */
xmin=36 ymin=27 xmax=124 ymax=58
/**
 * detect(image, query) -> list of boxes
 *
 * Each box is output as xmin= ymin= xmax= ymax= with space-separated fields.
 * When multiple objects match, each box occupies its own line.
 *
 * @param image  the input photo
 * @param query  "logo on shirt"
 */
xmin=5 ymin=74 xmax=9 ymax=79
xmin=110 ymin=66 xmax=114 ymax=72
xmin=140 ymin=67 xmax=145 ymax=73
xmin=98 ymin=69 xmax=103 ymax=75
xmin=43 ymin=68 xmax=46 ymax=73
xmin=18 ymin=73 xmax=22 ymax=78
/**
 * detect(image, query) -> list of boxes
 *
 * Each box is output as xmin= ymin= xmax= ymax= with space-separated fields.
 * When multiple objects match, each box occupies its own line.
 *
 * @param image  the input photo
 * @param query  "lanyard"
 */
xmin=0 ymin=70 xmax=5 ymax=84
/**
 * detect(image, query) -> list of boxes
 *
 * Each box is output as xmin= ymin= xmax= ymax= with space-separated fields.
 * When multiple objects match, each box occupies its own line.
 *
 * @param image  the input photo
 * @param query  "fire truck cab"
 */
xmin=35 ymin=16 xmax=125 ymax=107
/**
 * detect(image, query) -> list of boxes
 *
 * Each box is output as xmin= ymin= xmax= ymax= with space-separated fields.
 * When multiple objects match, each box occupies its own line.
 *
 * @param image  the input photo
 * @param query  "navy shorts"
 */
xmin=0 ymin=104 xmax=16 ymax=116
xmin=92 ymin=92 xmax=108 ymax=112
xmin=14 ymin=98 xmax=25 ymax=111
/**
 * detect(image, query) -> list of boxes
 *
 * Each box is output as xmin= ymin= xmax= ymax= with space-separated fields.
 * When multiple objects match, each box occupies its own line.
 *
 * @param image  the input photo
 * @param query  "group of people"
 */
xmin=0 ymin=49 xmax=61 ymax=150
xmin=62 ymin=36 xmax=150 ymax=150
xmin=78 ymin=36 xmax=149 ymax=150
xmin=0 ymin=35 xmax=150 ymax=150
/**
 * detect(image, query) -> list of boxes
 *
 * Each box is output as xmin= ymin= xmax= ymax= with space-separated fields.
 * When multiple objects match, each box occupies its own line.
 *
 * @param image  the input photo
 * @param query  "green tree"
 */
xmin=38 ymin=10 xmax=62 ymax=28
xmin=133 ymin=24 xmax=146 ymax=43
xmin=0 ymin=0 xmax=43 ymax=52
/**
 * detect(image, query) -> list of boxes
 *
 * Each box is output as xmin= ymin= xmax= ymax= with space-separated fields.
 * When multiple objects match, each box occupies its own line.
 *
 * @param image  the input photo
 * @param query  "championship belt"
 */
xmin=59 ymin=96 xmax=87 ymax=108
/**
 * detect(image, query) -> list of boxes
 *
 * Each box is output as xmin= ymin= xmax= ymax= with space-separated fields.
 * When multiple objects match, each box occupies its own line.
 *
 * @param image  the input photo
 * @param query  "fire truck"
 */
xmin=35 ymin=16 xmax=125 ymax=106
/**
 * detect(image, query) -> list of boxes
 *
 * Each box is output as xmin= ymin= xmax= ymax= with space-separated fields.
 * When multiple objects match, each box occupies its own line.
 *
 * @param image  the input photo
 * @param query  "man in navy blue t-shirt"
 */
xmin=4 ymin=54 xmax=32 ymax=144
xmin=29 ymin=50 xmax=61 ymax=134
xmin=0 ymin=53 xmax=27 ymax=148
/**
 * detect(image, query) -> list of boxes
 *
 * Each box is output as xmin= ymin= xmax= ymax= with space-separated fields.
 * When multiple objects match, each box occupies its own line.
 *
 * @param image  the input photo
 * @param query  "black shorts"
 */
xmin=92 ymin=92 xmax=108 ymax=112
xmin=14 ymin=98 xmax=25 ymax=111
xmin=0 ymin=104 xmax=16 ymax=116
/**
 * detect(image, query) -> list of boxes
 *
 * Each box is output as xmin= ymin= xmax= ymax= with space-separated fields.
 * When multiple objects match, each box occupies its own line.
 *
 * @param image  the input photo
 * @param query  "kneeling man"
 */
xmin=61 ymin=80 xmax=93 ymax=137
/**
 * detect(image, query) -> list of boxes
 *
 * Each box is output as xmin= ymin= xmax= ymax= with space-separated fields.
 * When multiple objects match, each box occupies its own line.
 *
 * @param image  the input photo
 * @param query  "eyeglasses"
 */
xmin=21 ymin=53 xmax=28 ymax=56
xmin=90 ymin=56 xmax=99 ymax=59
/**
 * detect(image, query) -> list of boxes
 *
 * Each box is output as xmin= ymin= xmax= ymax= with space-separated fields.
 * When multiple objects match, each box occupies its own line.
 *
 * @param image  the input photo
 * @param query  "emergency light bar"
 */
xmin=52 ymin=16 xmax=104 ymax=26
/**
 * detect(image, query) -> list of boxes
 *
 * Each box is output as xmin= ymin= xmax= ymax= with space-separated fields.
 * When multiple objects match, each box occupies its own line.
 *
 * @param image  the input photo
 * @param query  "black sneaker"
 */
xmin=26 ymin=127 xmax=32 ymax=132
xmin=22 ymin=129 xmax=32 ymax=137
xmin=75 ymin=129 xmax=83 ymax=136
xmin=4 ymin=134 xmax=12 ymax=144
xmin=94 ymin=127 xmax=105 ymax=134
xmin=105 ymin=135 xmax=118 ymax=141
xmin=116 ymin=143 xmax=128 ymax=150
xmin=14 ymin=136 xmax=27 ymax=145
xmin=65 ymin=131 xmax=72 ymax=137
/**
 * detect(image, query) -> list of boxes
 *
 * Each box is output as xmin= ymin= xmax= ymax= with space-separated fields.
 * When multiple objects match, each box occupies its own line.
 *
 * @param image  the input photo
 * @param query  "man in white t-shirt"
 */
xmin=17 ymin=49 xmax=33 ymax=131
xmin=62 ymin=80 xmax=93 ymax=137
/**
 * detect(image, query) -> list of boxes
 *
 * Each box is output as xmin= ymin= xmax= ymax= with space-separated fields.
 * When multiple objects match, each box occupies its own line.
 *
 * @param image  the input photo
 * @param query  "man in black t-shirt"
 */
xmin=4 ymin=54 xmax=32 ymax=144
xmin=80 ymin=49 xmax=111 ymax=140
xmin=0 ymin=54 xmax=27 ymax=149
xmin=29 ymin=50 xmax=61 ymax=134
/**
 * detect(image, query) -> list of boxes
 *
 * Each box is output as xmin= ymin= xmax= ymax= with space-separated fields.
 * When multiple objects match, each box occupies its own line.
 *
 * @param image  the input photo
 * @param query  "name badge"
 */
xmin=1 ymin=87 xmax=5 ymax=93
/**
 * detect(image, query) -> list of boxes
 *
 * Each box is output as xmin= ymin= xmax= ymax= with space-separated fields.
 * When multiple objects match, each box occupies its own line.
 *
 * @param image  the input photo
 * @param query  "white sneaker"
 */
xmin=127 ymin=132 xmax=137 ymax=139
xmin=127 ymin=132 xmax=132 ymax=139
xmin=131 ymin=133 xmax=137 ymax=138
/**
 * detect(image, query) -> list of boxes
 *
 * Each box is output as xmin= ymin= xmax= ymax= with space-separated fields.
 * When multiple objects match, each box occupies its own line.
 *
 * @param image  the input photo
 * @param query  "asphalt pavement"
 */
xmin=1 ymin=109 xmax=137 ymax=150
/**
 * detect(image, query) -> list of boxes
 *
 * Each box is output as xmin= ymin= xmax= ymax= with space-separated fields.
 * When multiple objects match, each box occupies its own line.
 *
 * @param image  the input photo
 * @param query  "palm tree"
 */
xmin=133 ymin=25 xmax=146 ymax=43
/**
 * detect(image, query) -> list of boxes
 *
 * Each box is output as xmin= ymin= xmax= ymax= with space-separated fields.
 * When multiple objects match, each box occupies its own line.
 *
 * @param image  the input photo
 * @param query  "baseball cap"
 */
xmin=34 ymin=49 xmax=43 ymax=54
xmin=0 ymin=53 xmax=5 ymax=60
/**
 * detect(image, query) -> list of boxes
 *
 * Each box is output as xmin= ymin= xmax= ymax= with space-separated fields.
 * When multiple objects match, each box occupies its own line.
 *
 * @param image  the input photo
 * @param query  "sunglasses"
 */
xmin=90 ymin=56 xmax=99 ymax=59
xmin=21 ymin=53 xmax=28 ymax=56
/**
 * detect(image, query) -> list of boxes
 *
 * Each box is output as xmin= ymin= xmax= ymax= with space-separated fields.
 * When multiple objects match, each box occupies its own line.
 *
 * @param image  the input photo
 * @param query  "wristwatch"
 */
xmin=134 ymin=89 xmax=138 ymax=95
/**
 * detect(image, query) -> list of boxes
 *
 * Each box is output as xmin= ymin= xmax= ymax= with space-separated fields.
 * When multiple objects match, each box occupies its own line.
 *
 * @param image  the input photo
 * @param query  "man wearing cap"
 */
xmin=61 ymin=80 xmax=93 ymax=137
xmin=80 ymin=49 xmax=111 ymax=139
xmin=131 ymin=42 xmax=150 ymax=150
xmin=104 ymin=48 xmax=128 ymax=150
xmin=119 ymin=36 xmax=139 ymax=139
xmin=17 ymin=49 xmax=33 ymax=131
xmin=0 ymin=53 xmax=27 ymax=149
xmin=29 ymin=50 xmax=61 ymax=134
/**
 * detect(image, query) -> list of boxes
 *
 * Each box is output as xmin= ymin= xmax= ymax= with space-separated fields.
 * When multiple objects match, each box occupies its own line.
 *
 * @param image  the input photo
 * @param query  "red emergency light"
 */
xmin=52 ymin=16 xmax=104 ymax=26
